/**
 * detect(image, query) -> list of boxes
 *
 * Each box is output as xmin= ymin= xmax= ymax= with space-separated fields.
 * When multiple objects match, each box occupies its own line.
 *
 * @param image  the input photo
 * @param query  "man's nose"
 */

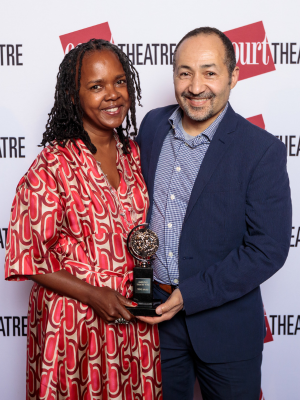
xmin=189 ymin=73 xmax=206 ymax=95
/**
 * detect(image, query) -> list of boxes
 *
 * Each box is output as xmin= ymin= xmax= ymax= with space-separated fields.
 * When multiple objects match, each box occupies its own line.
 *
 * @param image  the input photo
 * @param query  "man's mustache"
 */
xmin=181 ymin=91 xmax=216 ymax=100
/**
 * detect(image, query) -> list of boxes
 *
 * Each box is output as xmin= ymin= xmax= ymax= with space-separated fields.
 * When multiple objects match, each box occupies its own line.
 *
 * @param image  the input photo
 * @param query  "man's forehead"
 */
xmin=176 ymin=34 xmax=225 ymax=63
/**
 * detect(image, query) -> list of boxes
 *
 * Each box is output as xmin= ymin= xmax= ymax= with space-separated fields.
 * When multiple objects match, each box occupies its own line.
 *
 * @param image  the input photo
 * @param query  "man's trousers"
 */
xmin=153 ymin=285 xmax=262 ymax=400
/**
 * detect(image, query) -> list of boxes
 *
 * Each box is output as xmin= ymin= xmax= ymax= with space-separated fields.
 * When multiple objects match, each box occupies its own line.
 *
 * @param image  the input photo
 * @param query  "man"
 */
xmin=136 ymin=27 xmax=292 ymax=400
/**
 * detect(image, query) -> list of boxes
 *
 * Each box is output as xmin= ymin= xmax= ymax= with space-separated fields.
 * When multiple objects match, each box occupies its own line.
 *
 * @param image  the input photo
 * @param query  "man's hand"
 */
xmin=137 ymin=288 xmax=183 ymax=325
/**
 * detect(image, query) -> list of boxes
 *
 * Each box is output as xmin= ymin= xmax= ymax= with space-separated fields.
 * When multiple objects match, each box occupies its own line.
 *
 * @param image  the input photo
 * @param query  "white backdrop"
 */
xmin=1 ymin=0 xmax=299 ymax=398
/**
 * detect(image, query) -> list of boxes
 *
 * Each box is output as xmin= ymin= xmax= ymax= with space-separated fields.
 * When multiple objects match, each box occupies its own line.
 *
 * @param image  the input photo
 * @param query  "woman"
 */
xmin=5 ymin=39 xmax=162 ymax=400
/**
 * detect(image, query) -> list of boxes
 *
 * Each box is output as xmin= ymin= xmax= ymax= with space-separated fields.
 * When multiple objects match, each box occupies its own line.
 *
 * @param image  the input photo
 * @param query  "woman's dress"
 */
xmin=5 ymin=137 xmax=162 ymax=400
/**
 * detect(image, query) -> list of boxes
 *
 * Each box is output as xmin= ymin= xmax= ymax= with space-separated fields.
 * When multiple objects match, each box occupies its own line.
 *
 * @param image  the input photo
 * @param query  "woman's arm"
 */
xmin=29 ymin=270 xmax=136 ymax=323
xmin=6 ymin=155 xmax=136 ymax=324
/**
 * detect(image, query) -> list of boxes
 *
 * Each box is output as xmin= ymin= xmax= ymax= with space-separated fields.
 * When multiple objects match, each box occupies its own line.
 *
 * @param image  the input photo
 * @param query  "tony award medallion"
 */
xmin=126 ymin=223 xmax=162 ymax=316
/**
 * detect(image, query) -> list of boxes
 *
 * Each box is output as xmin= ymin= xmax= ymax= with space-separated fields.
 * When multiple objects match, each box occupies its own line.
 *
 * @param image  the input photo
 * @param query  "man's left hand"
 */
xmin=137 ymin=288 xmax=184 ymax=325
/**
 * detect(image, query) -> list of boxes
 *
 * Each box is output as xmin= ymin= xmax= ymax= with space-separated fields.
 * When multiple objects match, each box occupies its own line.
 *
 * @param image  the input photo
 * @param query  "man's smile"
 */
xmin=185 ymin=97 xmax=212 ymax=107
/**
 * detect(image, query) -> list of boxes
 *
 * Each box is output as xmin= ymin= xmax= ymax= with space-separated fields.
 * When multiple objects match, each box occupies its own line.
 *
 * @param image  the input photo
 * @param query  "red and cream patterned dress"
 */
xmin=5 ymin=137 xmax=162 ymax=400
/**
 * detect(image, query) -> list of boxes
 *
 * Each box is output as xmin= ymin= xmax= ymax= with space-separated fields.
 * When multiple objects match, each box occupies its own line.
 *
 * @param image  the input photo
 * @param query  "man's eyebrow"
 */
xmin=177 ymin=63 xmax=217 ymax=70
xmin=200 ymin=63 xmax=217 ymax=68
xmin=177 ymin=65 xmax=193 ymax=71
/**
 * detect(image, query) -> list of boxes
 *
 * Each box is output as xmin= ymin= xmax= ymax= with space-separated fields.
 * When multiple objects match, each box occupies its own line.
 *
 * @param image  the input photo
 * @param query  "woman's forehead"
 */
xmin=80 ymin=49 xmax=124 ymax=77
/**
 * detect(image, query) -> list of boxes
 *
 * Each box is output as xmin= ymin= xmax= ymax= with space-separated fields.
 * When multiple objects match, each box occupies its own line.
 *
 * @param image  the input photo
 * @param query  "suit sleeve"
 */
xmin=179 ymin=140 xmax=292 ymax=315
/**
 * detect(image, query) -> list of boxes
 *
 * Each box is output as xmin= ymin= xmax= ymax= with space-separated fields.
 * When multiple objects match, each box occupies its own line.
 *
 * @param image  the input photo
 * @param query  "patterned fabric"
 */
xmin=150 ymin=104 xmax=228 ymax=285
xmin=5 ymin=138 xmax=162 ymax=400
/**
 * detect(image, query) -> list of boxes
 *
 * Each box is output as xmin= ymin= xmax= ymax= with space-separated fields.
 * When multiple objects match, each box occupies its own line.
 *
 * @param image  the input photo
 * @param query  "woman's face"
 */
xmin=78 ymin=49 xmax=131 ymax=136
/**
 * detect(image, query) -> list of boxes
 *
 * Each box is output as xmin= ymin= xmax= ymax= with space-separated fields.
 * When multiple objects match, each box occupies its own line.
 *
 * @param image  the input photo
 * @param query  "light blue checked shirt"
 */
xmin=149 ymin=103 xmax=228 ymax=285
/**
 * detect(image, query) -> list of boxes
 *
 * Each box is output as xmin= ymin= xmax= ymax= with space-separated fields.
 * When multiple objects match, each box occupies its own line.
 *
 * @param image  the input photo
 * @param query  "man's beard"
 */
xmin=180 ymin=90 xmax=216 ymax=122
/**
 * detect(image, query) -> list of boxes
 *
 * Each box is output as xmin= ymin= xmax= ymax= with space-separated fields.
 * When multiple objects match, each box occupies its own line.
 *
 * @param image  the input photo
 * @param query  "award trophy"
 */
xmin=126 ymin=223 xmax=162 ymax=316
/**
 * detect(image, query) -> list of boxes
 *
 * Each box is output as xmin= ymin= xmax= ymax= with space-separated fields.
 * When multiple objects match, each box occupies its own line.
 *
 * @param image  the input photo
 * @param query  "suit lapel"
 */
xmin=184 ymin=104 xmax=239 ymax=223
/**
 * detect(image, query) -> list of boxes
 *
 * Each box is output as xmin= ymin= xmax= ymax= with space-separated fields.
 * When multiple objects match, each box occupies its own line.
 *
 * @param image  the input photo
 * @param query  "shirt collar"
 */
xmin=168 ymin=102 xmax=229 ymax=147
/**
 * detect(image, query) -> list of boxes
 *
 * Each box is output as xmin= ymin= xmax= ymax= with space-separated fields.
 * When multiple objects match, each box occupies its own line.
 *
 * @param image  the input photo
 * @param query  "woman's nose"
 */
xmin=104 ymin=84 xmax=120 ymax=101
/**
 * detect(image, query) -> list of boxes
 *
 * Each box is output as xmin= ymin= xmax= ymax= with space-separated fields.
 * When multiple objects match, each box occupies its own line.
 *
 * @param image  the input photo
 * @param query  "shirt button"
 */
xmin=170 ymin=194 xmax=175 ymax=200
xmin=173 ymin=279 xmax=179 ymax=284
xmin=168 ymin=223 xmax=172 ymax=228
xmin=168 ymin=252 xmax=173 ymax=257
xmin=176 ymin=166 xmax=181 ymax=172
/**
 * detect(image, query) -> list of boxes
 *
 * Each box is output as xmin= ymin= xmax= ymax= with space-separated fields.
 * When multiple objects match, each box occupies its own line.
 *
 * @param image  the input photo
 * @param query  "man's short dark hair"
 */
xmin=173 ymin=27 xmax=236 ymax=76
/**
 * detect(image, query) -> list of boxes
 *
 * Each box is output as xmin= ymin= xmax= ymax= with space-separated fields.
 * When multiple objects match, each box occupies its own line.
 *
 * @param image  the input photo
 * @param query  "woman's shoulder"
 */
xmin=30 ymin=140 xmax=79 ymax=169
xmin=16 ymin=142 xmax=74 ymax=193
xmin=39 ymin=140 xmax=75 ymax=161
xmin=27 ymin=143 xmax=66 ymax=175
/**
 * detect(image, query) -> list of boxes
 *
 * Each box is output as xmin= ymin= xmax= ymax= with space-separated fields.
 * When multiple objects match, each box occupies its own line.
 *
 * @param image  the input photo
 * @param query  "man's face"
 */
xmin=174 ymin=34 xmax=239 ymax=124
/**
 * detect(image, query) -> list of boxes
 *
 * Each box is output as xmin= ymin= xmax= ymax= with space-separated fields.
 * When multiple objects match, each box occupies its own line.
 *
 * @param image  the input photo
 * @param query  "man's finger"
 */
xmin=156 ymin=297 xmax=175 ymax=315
xmin=137 ymin=315 xmax=165 ymax=324
xmin=156 ymin=289 xmax=183 ymax=315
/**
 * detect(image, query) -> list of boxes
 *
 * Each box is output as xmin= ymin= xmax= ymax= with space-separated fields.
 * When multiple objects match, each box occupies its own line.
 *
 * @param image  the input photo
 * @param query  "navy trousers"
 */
xmin=154 ymin=285 xmax=262 ymax=400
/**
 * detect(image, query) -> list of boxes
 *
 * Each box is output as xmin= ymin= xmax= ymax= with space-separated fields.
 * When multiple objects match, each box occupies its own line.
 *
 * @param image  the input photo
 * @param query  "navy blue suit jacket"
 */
xmin=136 ymin=103 xmax=292 ymax=363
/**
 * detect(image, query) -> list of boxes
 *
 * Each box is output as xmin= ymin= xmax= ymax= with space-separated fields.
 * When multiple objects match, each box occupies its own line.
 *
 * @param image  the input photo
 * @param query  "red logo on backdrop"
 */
xmin=263 ymin=308 xmax=274 ymax=343
xmin=59 ymin=22 xmax=114 ymax=55
xmin=259 ymin=390 xmax=265 ymax=400
xmin=224 ymin=21 xmax=275 ymax=81
xmin=246 ymin=114 xmax=265 ymax=130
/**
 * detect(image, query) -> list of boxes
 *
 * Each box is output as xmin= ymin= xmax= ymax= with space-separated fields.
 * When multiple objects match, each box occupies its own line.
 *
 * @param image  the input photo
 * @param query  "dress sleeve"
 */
xmin=5 ymin=153 xmax=65 ymax=281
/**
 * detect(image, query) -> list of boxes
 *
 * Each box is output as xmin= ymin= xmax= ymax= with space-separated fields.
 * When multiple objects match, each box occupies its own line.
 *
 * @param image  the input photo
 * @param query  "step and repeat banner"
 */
xmin=1 ymin=0 xmax=299 ymax=398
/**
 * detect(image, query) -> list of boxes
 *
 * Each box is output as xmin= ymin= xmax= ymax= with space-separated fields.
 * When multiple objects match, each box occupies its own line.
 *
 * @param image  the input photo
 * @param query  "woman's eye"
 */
xmin=91 ymin=85 xmax=101 ymax=90
xmin=117 ymin=79 xmax=127 ymax=85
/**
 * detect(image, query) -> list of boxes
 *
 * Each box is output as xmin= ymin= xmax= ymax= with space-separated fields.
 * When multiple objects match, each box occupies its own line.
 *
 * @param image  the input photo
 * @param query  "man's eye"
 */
xmin=180 ymin=72 xmax=189 ymax=77
xmin=207 ymin=72 xmax=216 ymax=77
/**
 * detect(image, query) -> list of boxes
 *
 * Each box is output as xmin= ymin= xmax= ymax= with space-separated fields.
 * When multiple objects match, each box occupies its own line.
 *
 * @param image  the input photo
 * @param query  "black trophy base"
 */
xmin=126 ymin=299 xmax=162 ymax=317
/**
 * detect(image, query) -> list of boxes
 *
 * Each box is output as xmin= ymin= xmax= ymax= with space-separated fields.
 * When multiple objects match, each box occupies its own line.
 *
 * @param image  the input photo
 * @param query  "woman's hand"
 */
xmin=28 ymin=269 xmax=136 ymax=324
xmin=87 ymin=286 xmax=137 ymax=323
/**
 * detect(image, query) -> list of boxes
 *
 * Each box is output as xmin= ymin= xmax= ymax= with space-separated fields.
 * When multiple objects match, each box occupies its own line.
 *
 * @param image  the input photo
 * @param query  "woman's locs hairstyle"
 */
xmin=40 ymin=39 xmax=142 ymax=154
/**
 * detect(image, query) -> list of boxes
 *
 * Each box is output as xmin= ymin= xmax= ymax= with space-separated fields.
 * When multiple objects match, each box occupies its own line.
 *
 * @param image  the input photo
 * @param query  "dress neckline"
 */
xmin=95 ymin=134 xmax=138 ymax=232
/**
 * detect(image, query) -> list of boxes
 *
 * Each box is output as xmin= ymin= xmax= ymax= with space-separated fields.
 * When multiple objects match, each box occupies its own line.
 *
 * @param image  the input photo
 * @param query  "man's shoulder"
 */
xmin=233 ymin=110 xmax=283 ymax=151
xmin=142 ymin=104 xmax=178 ymax=125
xmin=136 ymin=104 xmax=178 ymax=146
